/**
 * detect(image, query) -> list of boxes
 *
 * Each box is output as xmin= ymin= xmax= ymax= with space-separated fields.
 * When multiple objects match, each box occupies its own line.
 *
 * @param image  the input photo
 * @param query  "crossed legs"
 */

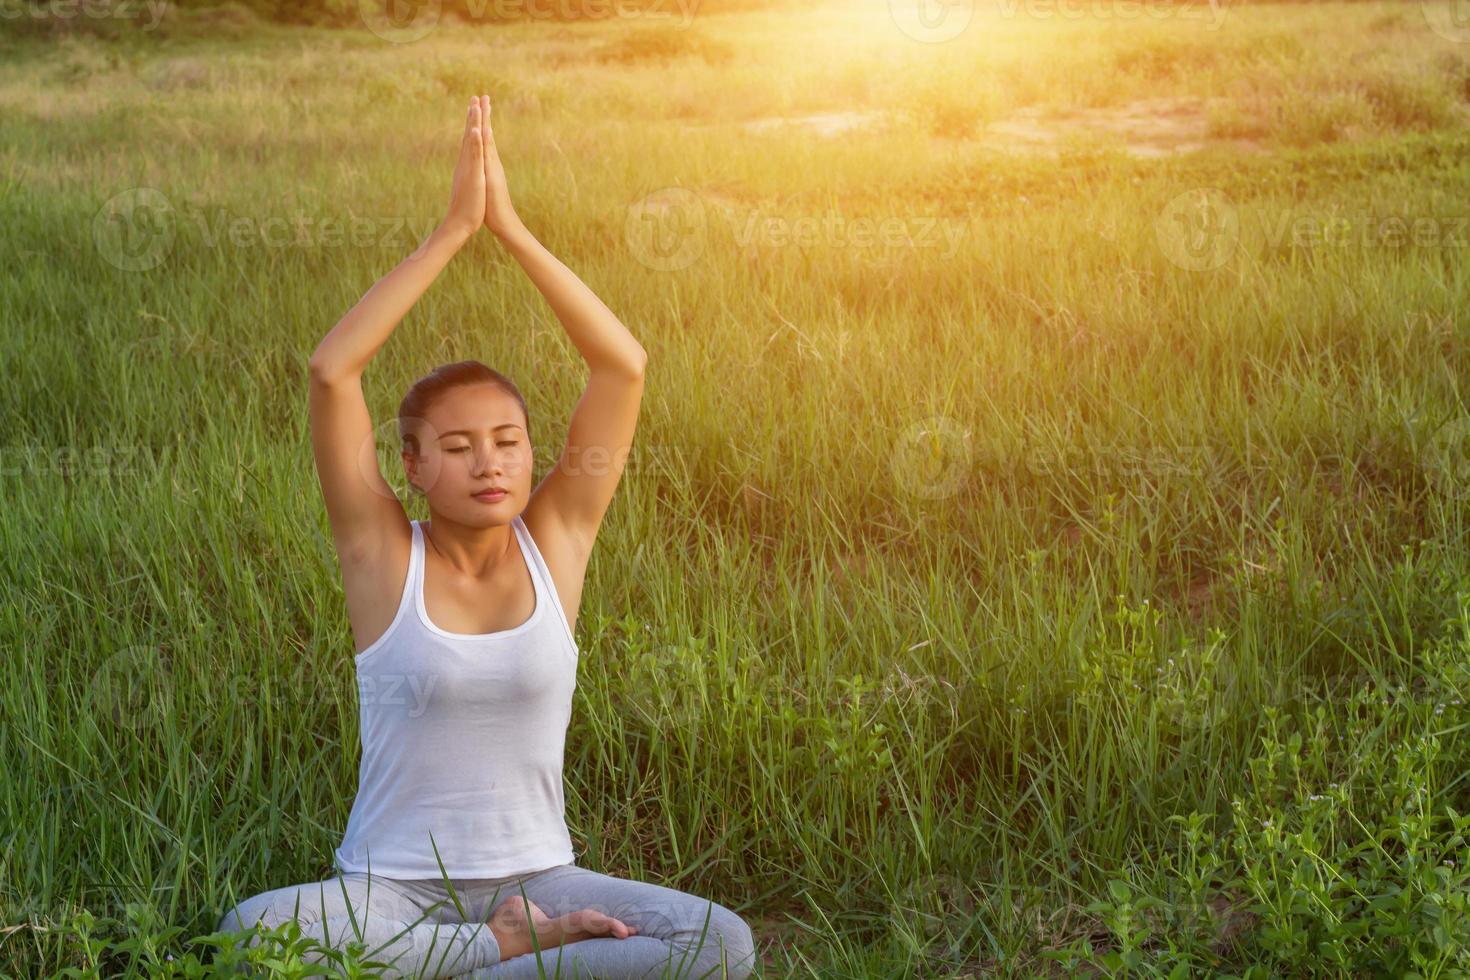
xmin=216 ymin=864 xmax=758 ymax=979
xmin=458 ymin=863 xmax=757 ymax=979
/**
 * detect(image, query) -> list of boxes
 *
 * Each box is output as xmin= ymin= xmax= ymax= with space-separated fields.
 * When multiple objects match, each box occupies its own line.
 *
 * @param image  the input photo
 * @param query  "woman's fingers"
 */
xmin=481 ymin=94 xmax=492 ymax=157
xmin=443 ymin=98 xmax=489 ymax=236
xmin=465 ymin=100 xmax=483 ymax=165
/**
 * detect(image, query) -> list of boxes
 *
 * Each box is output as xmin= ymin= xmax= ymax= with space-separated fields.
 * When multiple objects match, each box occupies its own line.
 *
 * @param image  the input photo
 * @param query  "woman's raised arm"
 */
xmin=307 ymin=97 xmax=488 ymax=564
xmin=477 ymin=96 xmax=648 ymax=559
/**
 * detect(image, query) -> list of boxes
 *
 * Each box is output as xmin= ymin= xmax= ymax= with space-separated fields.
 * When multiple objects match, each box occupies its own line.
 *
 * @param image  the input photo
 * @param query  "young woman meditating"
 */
xmin=216 ymin=96 xmax=757 ymax=980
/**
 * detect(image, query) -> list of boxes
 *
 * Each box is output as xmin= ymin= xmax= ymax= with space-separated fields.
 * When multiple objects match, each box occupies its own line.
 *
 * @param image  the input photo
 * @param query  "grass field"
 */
xmin=3 ymin=0 xmax=1470 ymax=974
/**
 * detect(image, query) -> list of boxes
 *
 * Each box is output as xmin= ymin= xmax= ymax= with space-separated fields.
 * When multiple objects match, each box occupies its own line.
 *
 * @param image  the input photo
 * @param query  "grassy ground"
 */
xmin=3 ymin=0 xmax=1470 ymax=975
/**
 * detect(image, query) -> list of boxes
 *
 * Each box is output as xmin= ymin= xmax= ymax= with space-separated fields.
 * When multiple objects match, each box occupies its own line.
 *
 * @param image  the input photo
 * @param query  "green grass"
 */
xmin=2 ymin=0 xmax=1470 ymax=975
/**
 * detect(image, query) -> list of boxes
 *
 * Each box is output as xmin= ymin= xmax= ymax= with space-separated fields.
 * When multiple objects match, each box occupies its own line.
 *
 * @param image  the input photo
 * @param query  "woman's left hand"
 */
xmin=477 ymin=95 xmax=523 ymax=238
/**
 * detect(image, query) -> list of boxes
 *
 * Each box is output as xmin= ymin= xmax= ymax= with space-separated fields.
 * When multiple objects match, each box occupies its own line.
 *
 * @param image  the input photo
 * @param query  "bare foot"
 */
xmin=489 ymin=896 xmax=639 ymax=960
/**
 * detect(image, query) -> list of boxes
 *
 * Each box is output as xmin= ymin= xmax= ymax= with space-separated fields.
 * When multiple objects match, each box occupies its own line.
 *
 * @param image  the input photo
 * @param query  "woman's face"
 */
xmin=403 ymin=383 xmax=532 ymax=525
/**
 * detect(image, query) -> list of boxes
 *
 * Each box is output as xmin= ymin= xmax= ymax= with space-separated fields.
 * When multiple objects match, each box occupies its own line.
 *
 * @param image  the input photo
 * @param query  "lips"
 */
xmin=473 ymin=488 xmax=508 ymax=501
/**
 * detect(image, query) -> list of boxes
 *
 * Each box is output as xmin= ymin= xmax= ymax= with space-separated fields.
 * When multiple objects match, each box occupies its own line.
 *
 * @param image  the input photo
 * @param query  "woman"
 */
xmin=216 ymin=96 xmax=757 ymax=980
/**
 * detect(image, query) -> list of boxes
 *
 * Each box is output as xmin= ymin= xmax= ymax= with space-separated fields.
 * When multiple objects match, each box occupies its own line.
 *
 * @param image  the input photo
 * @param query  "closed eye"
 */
xmin=449 ymin=444 xmax=514 ymax=452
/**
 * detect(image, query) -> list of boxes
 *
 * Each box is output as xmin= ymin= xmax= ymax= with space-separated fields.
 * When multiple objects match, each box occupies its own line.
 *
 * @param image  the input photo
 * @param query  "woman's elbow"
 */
xmin=307 ymin=354 xmax=355 ymax=387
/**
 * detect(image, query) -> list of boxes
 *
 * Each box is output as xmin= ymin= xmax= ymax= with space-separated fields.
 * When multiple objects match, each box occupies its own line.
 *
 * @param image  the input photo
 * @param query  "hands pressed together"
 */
xmin=445 ymin=94 xmax=522 ymax=241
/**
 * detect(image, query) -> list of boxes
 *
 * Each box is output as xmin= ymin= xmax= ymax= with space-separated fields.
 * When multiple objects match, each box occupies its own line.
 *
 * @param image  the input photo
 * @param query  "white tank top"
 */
xmin=334 ymin=515 xmax=579 ymax=878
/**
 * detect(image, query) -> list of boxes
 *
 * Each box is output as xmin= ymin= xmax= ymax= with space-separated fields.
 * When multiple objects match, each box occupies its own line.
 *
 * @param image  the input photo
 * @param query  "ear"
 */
xmin=402 ymin=450 xmax=422 ymax=494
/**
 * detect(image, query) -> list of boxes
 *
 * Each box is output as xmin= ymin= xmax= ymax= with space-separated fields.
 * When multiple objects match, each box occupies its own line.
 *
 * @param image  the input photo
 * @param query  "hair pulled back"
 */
xmin=397 ymin=360 xmax=529 ymax=457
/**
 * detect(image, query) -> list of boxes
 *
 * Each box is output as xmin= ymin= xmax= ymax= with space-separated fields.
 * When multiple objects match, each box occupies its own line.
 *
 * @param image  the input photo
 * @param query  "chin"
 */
xmin=464 ymin=500 xmax=519 ymax=524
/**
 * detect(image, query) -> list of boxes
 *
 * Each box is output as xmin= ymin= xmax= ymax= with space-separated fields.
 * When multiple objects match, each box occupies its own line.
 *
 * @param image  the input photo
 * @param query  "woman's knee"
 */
xmin=217 ymin=893 xmax=280 ymax=935
xmin=216 ymin=882 xmax=336 ymax=936
xmin=682 ymin=901 xmax=757 ymax=978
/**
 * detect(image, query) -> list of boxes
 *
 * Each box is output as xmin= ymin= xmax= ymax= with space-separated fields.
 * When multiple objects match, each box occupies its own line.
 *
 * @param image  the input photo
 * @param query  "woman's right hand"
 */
xmin=443 ymin=97 xmax=487 ymax=240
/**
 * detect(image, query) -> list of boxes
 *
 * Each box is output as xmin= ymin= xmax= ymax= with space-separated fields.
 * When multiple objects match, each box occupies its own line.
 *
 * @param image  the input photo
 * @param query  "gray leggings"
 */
xmin=215 ymin=862 xmax=758 ymax=979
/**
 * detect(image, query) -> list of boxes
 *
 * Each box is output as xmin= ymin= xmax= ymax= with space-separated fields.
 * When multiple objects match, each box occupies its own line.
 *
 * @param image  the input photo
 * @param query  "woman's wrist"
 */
xmin=490 ymin=213 xmax=530 ymax=247
xmin=436 ymin=216 xmax=479 ymax=248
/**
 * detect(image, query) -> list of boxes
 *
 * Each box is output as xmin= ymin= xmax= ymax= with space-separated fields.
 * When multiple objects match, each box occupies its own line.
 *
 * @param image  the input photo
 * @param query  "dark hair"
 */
xmin=397 ymin=360 xmax=530 ymax=457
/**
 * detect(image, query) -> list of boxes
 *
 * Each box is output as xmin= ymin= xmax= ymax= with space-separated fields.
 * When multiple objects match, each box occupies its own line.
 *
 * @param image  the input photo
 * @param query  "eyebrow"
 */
xmin=437 ymin=425 xmax=522 ymax=440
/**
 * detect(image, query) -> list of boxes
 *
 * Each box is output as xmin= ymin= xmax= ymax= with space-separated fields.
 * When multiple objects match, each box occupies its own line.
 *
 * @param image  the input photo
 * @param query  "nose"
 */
xmin=471 ymin=440 xmax=505 ymax=478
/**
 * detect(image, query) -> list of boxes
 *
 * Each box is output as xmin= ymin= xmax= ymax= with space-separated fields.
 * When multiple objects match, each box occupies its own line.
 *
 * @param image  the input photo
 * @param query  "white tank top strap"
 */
xmin=408 ymin=518 xmax=425 ymax=591
xmin=511 ymin=513 xmax=579 ymax=656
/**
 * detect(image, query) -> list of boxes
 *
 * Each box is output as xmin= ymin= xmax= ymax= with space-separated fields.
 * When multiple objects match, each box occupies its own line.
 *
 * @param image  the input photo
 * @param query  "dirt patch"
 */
xmin=743 ymin=110 xmax=884 ymax=138
xmin=978 ymin=97 xmax=1264 ymax=158
xmin=735 ymin=100 xmax=1264 ymax=155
